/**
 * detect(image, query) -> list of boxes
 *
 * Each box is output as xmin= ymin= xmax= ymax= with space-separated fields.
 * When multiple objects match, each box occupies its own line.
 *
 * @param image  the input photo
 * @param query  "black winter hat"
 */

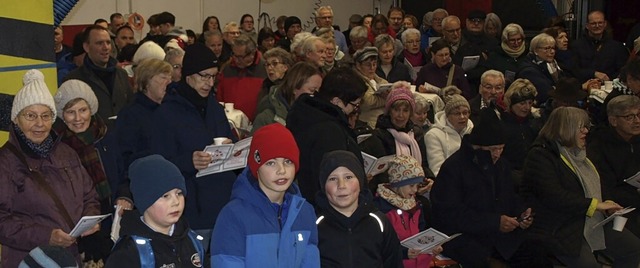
xmin=284 ymin=16 xmax=302 ymax=33
xmin=468 ymin=106 xmax=505 ymax=146
xmin=129 ymin=154 xmax=187 ymax=213
xmin=182 ymin=42 xmax=218 ymax=78
xmin=319 ymin=150 xmax=365 ymax=193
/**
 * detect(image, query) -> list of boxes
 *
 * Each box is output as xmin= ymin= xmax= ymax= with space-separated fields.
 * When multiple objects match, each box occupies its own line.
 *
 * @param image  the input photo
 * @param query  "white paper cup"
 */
xmin=613 ymin=216 xmax=628 ymax=232
xmin=213 ymin=137 xmax=227 ymax=145
xmin=604 ymin=81 xmax=613 ymax=91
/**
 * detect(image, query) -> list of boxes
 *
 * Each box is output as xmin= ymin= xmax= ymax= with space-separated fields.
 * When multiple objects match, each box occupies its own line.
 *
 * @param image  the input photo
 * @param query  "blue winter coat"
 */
xmin=116 ymin=92 xmax=160 ymax=172
xmin=211 ymin=168 xmax=320 ymax=268
xmin=150 ymin=84 xmax=237 ymax=230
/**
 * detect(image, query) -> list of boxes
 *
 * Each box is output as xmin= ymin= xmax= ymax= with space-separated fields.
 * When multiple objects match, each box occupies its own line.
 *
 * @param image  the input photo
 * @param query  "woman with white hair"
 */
xmin=397 ymin=28 xmax=428 ymax=69
xmin=0 ymin=70 xmax=100 ymax=267
xmin=517 ymin=33 xmax=568 ymax=105
xmin=482 ymin=23 xmax=528 ymax=86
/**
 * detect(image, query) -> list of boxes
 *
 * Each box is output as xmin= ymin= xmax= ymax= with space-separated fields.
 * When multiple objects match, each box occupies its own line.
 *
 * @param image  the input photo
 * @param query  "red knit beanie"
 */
xmin=385 ymin=86 xmax=415 ymax=114
xmin=249 ymin=123 xmax=300 ymax=178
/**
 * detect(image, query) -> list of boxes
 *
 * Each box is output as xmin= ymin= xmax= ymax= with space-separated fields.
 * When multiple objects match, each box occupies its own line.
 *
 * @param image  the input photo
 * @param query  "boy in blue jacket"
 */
xmin=210 ymin=123 xmax=320 ymax=267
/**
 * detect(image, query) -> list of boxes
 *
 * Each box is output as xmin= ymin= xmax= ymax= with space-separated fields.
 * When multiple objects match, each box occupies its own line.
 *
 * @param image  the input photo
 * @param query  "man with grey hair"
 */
xmin=421 ymin=8 xmax=448 ymax=51
xmin=469 ymin=70 xmax=505 ymax=122
xmin=588 ymin=95 xmax=640 ymax=238
xmin=312 ymin=6 xmax=349 ymax=54
xmin=216 ymin=33 xmax=267 ymax=122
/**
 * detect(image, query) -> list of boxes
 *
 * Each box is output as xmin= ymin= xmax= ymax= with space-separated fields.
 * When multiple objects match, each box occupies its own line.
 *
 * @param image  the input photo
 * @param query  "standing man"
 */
xmin=64 ymin=25 xmax=133 ymax=124
xmin=109 ymin=13 xmax=125 ymax=38
xmin=312 ymin=6 xmax=348 ymax=54
xmin=387 ymin=7 xmax=405 ymax=36
xmin=571 ymin=10 xmax=628 ymax=82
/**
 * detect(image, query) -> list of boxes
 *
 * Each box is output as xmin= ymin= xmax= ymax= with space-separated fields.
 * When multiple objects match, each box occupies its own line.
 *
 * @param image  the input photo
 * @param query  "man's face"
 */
xmin=610 ymin=107 xmax=640 ymax=141
xmin=205 ymin=35 xmax=223 ymax=56
xmin=159 ymin=23 xmax=172 ymax=35
xmin=586 ymin=12 xmax=607 ymax=38
xmin=478 ymin=144 xmax=505 ymax=164
xmin=316 ymin=9 xmax=333 ymax=28
xmin=232 ymin=45 xmax=255 ymax=69
xmin=115 ymin=28 xmax=135 ymax=50
xmin=466 ymin=18 xmax=484 ymax=33
xmin=110 ymin=16 xmax=125 ymax=33
xmin=286 ymin=24 xmax=302 ymax=39
xmin=442 ymin=19 xmax=461 ymax=44
xmin=224 ymin=26 xmax=241 ymax=43
xmin=83 ymin=28 xmax=112 ymax=67
xmin=479 ymin=75 xmax=505 ymax=103
xmin=306 ymin=40 xmax=326 ymax=67
xmin=432 ymin=12 xmax=447 ymax=33
xmin=54 ymin=27 xmax=63 ymax=46
xmin=628 ymin=74 xmax=640 ymax=95
xmin=388 ymin=11 xmax=404 ymax=31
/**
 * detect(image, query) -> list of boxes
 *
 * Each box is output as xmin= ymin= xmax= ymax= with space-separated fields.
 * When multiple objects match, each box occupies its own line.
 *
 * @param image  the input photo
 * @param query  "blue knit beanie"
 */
xmin=129 ymin=155 xmax=187 ymax=213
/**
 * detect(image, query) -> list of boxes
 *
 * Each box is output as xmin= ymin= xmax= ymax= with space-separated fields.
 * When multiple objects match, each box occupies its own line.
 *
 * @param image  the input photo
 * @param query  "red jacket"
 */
xmin=216 ymin=50 xmax=268 ymax=122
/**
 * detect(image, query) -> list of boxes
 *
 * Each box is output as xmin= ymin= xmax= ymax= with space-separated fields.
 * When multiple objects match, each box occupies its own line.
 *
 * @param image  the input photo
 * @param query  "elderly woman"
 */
xmin=258 ymin=47 xmax=294 ymax=102
xmin=416 ymin=39 xmax=471 ymax=97
xmin=257 ymin=27 xmax=276 ymax=54
xmin=411 ymin=92 xmax=433 ymax=133
xmin=484 ymin=13 xmax=503 ymax=41
xmin=0 ymin=70 xmax=99 ymax=267
xmin=117 ymin=58 xmax=172 ymax=171
xmin=354 ymin=47 xmax=390 ymax=128
xmin=397 ymin=28 xmax=428 ymax=69
xmin=542 ymin=26 xmax=575 ymax=76
xmin=522 ymin=107 xmax=640 ymax=267
xmin=149 ymin=43 xmax=237 ymax=249
xmin=164 ymin=47 xmax=185 ymax=84
xmin=517 ymin=33 xmax=567 ymax=105
xmin=375 ymin=34 xmax=412 ymax=83
xmin=253 ymin=61 xmax=323 ymax=133
xmin=403 ymin=14 xmax=419 ymax=29
xmin=482 ymin=23 xmax=528 ymax=85
xmin=424 ymin=94 xmax=473 ymax=176
xmin=500 ymin=79 xmax=539 ymax=186
xmin=349 ymin=26 xmax=370 ymax=56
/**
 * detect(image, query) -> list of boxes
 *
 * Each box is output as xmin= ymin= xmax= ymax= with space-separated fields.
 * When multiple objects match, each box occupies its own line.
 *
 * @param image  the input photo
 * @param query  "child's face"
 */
xmin=257 ymin=158 xmax=295 ymax=202
xmin=395 ymin=183 xmax=418 ymax=199
xmin=144 ymin=188 xmax=185 ymax=231
xmin=325 ymin=167 xmax=360 ymax=216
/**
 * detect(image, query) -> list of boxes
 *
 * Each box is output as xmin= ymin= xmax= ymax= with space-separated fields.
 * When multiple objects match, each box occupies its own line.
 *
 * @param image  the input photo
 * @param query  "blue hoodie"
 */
xmin=211 ymin=168 xmax=320 ymax=268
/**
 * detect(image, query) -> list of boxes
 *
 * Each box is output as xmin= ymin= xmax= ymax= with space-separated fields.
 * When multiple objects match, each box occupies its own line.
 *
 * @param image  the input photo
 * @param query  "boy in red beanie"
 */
xmin=210 ymin=123 xmax=320 ymax=267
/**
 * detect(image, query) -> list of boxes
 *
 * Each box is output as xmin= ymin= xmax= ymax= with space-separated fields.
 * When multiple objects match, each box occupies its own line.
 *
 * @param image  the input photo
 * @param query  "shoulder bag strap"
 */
xmin=446 ymin=64 xmax=456 ymax=87
xmin=3 ymin=142 xmax=75 ymax=229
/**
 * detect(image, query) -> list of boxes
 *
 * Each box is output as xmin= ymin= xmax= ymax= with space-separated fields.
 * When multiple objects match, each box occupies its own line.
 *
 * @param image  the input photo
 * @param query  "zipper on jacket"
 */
xmin=63 ymin=167 xmax=77 ymax=197
xmin=348 ymin=227 xmax=353 ymax=268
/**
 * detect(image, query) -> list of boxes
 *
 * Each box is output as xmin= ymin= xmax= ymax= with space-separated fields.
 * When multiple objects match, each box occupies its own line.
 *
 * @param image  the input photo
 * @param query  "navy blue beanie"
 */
xmin=129 ymin=155 xmax=187 ymax=213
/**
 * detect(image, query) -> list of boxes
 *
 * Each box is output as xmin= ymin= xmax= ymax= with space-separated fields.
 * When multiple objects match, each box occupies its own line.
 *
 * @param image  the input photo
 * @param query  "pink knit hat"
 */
xmin=384 ymin=82 xmax=415 ymax=114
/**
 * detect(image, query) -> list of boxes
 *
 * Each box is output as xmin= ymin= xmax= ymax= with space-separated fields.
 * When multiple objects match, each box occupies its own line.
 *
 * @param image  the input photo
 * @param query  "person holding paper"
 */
xmin=0 ymin=70 xmax=100 ymax=267
xmin=211 ymin=124 xmax=320 ymax=267
xmin=415 ymin=39 xmax=471 ymax=98
xmin=588 ymin=95 xmax=640 ymax=237
xmin=431 ymin=107 xmax=543 ymax=267
xmin=522 ymin=107 xmax=640 ymax=267
xmin=107 ymin=155 xmax=205 ymax=268
xmin=481 ymin=23 xmax=528 ymax=87
xmin=354 ymin=47 xmax=390 ymax=128
xmin=374 ymin=155 xmax=440 ymax=268
xmin=517 ymin=33 xmax=568 ymax=105
xmin=315 ymin=150 xmax=403 ymax=268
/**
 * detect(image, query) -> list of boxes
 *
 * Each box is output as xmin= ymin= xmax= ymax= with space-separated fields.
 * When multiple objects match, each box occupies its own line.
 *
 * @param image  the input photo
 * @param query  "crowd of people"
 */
xmin=3 ymin=4 xmax=640 ymax=268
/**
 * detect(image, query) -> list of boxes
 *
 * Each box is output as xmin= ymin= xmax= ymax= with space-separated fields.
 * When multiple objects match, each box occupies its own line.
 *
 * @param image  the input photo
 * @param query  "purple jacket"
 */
xmin=0 ymin=129 xmax=100 ymax=267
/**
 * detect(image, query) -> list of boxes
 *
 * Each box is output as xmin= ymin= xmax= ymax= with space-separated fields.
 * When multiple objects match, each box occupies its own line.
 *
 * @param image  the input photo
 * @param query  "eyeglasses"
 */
xmin=508 ymin=38 xmax=523 ymax=44
xmin=579 ymin=123 xmax=593 ymax=132
xmin=450 ymin=110 xmax=470 ymax=117
xmin=317 ymin=16 xmax=333 ymax=21
xmin=444 ymin=27 xmax=461 ymax=34
xmin=537 ymin=46 xmax=556 ymax=52
xmin=265 ymin=61 xmax=282 ymax=68
xmin=172 ymin=64 xmax=182 ymax=69
xmin=226 ymin=31 xmax=241 ymax=36
xmin=405 ymin=40 xmax=420 ymax=45
xmin=617 ymin=112 xmax=640 ymax=122
xmin=359 ymin=60 xmax=377 ymax=68
xmin=21 ymin=112 xmax=54 ymax=122
xmin=589 ymin=21 xmax=605 ymax=27
xmin=481 ymin=84 xmax=504 ymax=91
xmin=197 ymin=72 xmax=216 ymax=81
xmin=469 ymin=18 xmax=483 ymax=24
xmin=233 ymin=51 xmax=255 ymax=60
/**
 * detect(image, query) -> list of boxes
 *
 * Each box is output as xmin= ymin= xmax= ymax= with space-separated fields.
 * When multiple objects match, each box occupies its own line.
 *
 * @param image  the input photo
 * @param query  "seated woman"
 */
xmin=0 ymin=70 xmax=100 ymax=267
xmin=375 ymin=34 xmax=413 ymax=83
xmin=411 ymin=92 xmax=433 ymax=134
xmin=354 ymin=46 xmax=390 ymax=128
xmin=374 ymin=155 xmax=440 ymax=268
xmin=425 ymin=94 xmax=473 ymax=176
xmin=416 ymin=39 xmax=471 ymax=98
xmin=315 ymin=150 xmax=402 ymax=267
xmin=522 ymin=106 xmax=640 ymax=267
xmin=349 ymin=26 xmax=370 ymax=56
xmin=396 ymin=29 xmax=429 ymax=71
xmin=253 ymin=61 xmax=322 ymax=133
xmin=360 ymin=83 xmax=433 ymax=189
xmin=517 ymin=33 xmax=569 ymax=105
xmin=257 ymin=47 xmax=294 ymax=102
xmin=482 ymin=23 xmax=528 ymax=86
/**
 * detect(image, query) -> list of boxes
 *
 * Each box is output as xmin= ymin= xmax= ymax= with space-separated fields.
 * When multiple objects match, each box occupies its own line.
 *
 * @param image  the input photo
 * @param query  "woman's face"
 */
xmin=396 ymin=183 xmax=418 ymax=199
xmin=535 ymin=41 xmax=556 ymax=62
xmin=261 ymin=37 xmax=275 ymax=50
xmin=293 ymin=74 xmax=322 ymax=100
xmin=432 ymin=47 xmax=451 ymax=68
xmin=576 ymin=123 xmax=589 ymax=149
xmin=207 ymin=18 xmax=219 ymax=31
xmin=356 ymin=58 xmax=377 ymax=79
xmin=411 ymin=107 xmax=429 ymax=126
xmin=390 ymin=103 xmax=411 ymax=129
xmin=146 ymin=72 xmax=172 ymax=104
xmin=403 ymin=18 xmax=414 ymax=29
xmin=373 ymin=22 xmax=388 ymax=36
xmin=379 ymin=43 xmax=395 ymax=65
xmin=446 ymin=106 xmax=470 ymax=132
xmin=556 ymin=32 xmax=569 ymax=50
xmin=506 ymin=33 xmax=524 ymax=50
xmin=265 ymin=57 xmax=288 ymax=82
xmin=363 ymin=17 xmax=373 ymax=28
xmin=404 ymin=33 xmax=420 ymax=54
xmin=485 ymin=22 xmax=499 ymax=38
xmin=63 ymin=100 xmax=92 ymax=133
xmin=351 ymin=37 xmax=367 ymax=51
xmin=16 ymin=104 xmax=53 ymax=144
xmin=510 ymin=99 xmax=533 ymax=118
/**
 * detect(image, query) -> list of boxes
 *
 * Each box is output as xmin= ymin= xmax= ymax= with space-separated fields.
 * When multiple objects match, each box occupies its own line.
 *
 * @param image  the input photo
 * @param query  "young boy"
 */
xmin=210 ymin=123 xmax=320 ymax=267
xmin=106 ymin=155 xmax=204 ymax=268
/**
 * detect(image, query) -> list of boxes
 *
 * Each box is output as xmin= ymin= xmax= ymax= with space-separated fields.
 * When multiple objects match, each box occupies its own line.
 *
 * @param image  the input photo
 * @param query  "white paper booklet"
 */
xmin=69 ymin=214 xmax=112 ymax=238
xmin=461 ymin=55 xmax=480 ymax=71
xmin=361 ymin=152 xmax=395 ymax=177
xmin=624 ymin=171 xmax=640 ymax=188
xmin=196 ymin=137 xmax=253 ymax=177
xmin=376 ymin=83 xmax=394 ymax=95
xmin=401 ymin=228 xmax=461 ymax=253
xmin=593 ymin=207 xmax=636 ymax=229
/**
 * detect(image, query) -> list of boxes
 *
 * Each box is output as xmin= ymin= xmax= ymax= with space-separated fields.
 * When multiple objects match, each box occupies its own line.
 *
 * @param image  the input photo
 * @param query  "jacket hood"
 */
xmin=119 ymin=209 xmax=190 ymax=241
xmin=433 ymin=110 xmax=473 ymax=136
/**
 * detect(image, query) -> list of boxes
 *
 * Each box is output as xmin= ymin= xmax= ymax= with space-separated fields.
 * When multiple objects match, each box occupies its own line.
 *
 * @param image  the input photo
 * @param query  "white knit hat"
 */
xmin=11 ymin=69 xmax=56 ymax=123
xmin=133 ymin=41 xmax=166 ymax=65
xmin=54 ymin=79 xmax=99 ymax=119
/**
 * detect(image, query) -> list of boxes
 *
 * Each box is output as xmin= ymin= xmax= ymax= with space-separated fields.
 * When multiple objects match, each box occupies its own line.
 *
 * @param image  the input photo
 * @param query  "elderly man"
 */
xmin=469 ymin=70 xmax=505 ymax=122
xmin=588 ymin=95 xmax=640 ymax=238
xmin=459 ymin=10 xmax=499 ymax=91
xmin=421 ymin=8 xmax=448 ymax=51
xmin=297 ymin=36 xmax=326 ymax=68
xmin=216 ymin=33 xmax=267 ymax=122
xmin=109 ymin=12 xmax=125 ymax=37
xmin=572 ymin=10 xmax=628 ymax=82
xmin=312 ymin=6 xmax=348 ymax=54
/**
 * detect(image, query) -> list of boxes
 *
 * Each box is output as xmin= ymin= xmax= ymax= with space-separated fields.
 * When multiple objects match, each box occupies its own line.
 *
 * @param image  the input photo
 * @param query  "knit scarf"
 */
xmin=13 ymin=123 xmax=55 ymax=158
xmin=377 ymin=183 xmax=416 ymax=210
xmin=558 ymin=144 xmax=605 ymax=252
xmin=387 ymin=128 xmax=422 ymax=164
xmin=501 ymin=42 xmax=525 ymax=59
xmin=57 ymin=117 xmax=111 ymax=200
